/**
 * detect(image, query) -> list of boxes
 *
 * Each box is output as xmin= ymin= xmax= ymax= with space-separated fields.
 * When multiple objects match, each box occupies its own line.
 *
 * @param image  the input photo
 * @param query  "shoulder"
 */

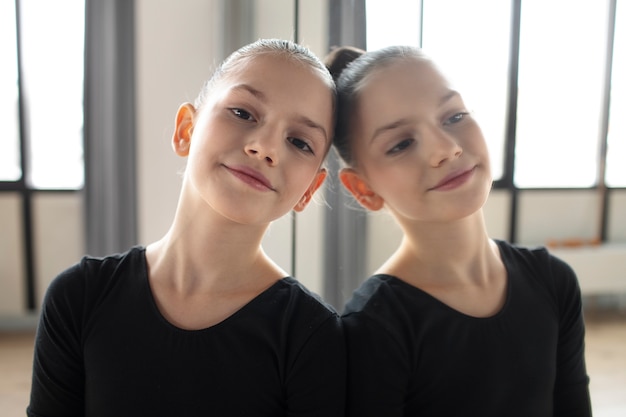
xmin=38 ymin=247 xmax=146 ymax=346
xmin=264 ymin=278 xmax=344 ymax=352
xmin=44 ymin=246 xmax=146 ymax=311
xmin=496 ymin=239 xmax=577 ymax=282
xmin=342 ymin=275 xmax=402 ymax=317
xmin=274 ymin=277 xmax=338 ymax=312
xmin=341 ymin=275 xmax=409 ymax=335
xmin=341 ymin=275 xmax=412 ymax=354
xmin=270 ymin=277 xmax=341 ymax=326
xmin=495 ymin=239 xmax=581 ymax=306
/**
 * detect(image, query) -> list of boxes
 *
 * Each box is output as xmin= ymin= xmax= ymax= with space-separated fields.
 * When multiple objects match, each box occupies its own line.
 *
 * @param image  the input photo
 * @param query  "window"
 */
xmin=2 ymin=0 xmax=85 ymax=312
xmin=514 ymin=0 xmax=609 ymax=188
xmin=0 ymin=0 xmax=21 ymax=182
xmin=9 ymin=0 xmax=85 ymax=190
xmin=366 ymin=0 xmax=421 ymax=50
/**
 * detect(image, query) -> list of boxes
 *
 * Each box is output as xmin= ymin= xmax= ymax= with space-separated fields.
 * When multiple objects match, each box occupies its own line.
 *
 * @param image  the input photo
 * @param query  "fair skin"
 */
xmin=340 ymin=57 xmax=506 ymax=318
xmin=145 ymin=54 xmax=332 ymax=330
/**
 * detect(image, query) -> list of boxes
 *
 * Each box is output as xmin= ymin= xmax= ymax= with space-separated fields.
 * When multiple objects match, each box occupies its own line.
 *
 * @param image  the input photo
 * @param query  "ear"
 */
xmin=172 ymin=103 xmax=196 ymax=157
xmin=339 ymin=168 xmax=384 ymax=211
xmin=293 ymin=169 xmax=327 ymax=212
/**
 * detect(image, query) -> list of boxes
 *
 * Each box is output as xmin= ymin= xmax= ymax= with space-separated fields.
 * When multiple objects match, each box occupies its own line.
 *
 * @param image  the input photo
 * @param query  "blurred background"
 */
xmin=1 ymin=0 xmax=625 ymax=415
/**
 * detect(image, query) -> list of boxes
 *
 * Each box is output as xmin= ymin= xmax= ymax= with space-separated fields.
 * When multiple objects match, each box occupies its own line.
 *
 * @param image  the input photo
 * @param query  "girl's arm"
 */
xmin=551 ymin=256 xmax=592 ymax=417
xmin=27 ymin=267 xmax=86 ymax=417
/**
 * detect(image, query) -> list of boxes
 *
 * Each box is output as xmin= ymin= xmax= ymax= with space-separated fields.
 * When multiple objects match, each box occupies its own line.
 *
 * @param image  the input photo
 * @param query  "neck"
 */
xmin=146 ymin=196 xmax=285 ymax=296
xmin=379 ymin=210 xmax=502 ymax=286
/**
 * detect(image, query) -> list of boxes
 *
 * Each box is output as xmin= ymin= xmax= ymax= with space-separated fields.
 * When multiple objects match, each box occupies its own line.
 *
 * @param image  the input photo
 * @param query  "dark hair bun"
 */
xmin=324 ymin=46 xmax=365 ymax=82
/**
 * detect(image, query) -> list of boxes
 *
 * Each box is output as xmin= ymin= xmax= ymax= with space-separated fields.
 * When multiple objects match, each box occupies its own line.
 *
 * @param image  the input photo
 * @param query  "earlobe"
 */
xmin=339 ymin=168 xmax=384 ymax=211
xmin=293 ymin=169 xmax=327 ymax=212
xmin=172 ymin=103 xmax=196 ymax=157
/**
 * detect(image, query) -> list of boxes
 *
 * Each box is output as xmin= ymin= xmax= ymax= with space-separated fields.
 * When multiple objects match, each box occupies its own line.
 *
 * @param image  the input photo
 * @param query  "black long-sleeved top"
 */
xmin=343 ymin=240 xmax=592 ymax=417
xmin=28 ymin=247 xmax=346 ymax=417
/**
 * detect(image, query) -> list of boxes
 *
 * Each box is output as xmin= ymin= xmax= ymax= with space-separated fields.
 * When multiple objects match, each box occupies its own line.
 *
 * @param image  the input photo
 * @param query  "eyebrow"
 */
xmin=370 ymin=118 xmax=412 ymax=143
xmin=440 ymin=89 xmax=461 ymax=106
xmin=296 ymin=115 xmax=328 ymax=142
xmin=231 ymin=84 xmax=267 ymax=102
xmin=370 ymin=89 xmax=462 ymax=143
xmin=231 ymin=84 xmax=328 ymax=141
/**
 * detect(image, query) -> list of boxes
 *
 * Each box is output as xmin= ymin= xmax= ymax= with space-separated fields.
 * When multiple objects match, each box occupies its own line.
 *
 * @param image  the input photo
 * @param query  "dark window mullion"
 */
xmin=14 ymin=0 xmax=37 ymax=311
xmin=597 ymin=0 xmax=617 ymax=242
xmin=505 ymin=0 xmax=521 ymax=243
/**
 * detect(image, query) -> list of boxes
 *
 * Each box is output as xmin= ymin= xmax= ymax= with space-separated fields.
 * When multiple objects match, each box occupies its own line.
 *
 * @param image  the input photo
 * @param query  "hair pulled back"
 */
xmin=324 ymin=45 xmax=427 ymax=165
xmin=196 ymin=38 xmax=336 ymax=110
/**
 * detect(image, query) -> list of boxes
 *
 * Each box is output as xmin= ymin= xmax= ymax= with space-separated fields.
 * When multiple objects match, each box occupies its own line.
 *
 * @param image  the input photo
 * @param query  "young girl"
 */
xmin=28 ymin=39 xmax=345 ymax=417
xmin=326 ymin=46 xmax=592 ymax=416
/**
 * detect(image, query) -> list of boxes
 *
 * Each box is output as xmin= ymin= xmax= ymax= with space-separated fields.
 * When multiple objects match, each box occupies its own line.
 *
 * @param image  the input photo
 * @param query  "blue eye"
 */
xmin=289 ymin=137 xmax=314 ymax=154
xmin=386 ymin=138 xmax=414 ymax=155
xmin=444 ymin=112 xmax=468 ymax=126
xmin=231 ymin=108 xmax=254 ymax=121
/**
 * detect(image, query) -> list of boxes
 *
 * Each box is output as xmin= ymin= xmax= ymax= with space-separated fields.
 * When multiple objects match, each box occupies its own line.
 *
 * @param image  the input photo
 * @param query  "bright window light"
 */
xmin=514 ymin=0 xmax=609 ymax=188
xmin=421 ymin=0 xmax=511 ymax=182
xmin=0 ymin=0 xmax=21 ymax=182
xmin=366 ymin=0 xmax=422 ymax=50
xmin=19 ymin=0 xmax=85 ymax=189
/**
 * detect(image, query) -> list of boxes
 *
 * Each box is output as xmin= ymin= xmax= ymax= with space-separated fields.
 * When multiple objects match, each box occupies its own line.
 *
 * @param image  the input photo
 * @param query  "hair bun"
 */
xmin=324 ymin=46 xmax=365 ymax=82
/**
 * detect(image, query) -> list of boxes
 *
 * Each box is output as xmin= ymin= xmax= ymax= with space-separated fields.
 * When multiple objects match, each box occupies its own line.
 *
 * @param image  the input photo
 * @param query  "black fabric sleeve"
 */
xmin=286 ymin=315 xmax=346 ymax=417
xmin=549 ymin=254 xmax=592 ymax=417
xmin=27 ymin=264 xmax=86 ymax=417
xmin=343 ymin=313 xmax=409 ymax=417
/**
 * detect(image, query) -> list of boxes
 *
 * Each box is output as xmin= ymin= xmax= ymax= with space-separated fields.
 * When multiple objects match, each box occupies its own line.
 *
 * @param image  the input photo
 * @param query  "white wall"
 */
xmin=136 ymin=0 xmax=220 ymax=247
xmin=0 ymin=194 xmax=25 ymax=315
xmin=32 ymin=194 xmax=85 ymax=307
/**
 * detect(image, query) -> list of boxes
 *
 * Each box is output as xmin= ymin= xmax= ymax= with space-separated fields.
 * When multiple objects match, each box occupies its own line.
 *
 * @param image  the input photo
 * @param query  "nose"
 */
xmin=425 ymin=127 xmax=462 ymax=167
xmin=244 ymin=132 xmax=280 ymax=166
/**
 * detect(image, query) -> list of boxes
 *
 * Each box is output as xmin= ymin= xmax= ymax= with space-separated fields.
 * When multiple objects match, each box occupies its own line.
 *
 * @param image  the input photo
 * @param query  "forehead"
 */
xmin=358 ymin=57 xmax=450 ymax=103
xmin=354 ymin=58 xmax=455 ymax=122
xmin=224 ymin=53 xmax=332 ymax=90
xmin=212 ymin=54 xmax=334 ymax=111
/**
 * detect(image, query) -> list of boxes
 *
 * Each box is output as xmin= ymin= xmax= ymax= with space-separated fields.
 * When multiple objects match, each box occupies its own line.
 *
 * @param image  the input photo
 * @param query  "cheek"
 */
xmin=365 ymin=164 xmax=409 ymax=197
xmin=466 ymin=123 xmax=489 ymax=152
xmin=286 ymin=162 xmax=317 ymax=191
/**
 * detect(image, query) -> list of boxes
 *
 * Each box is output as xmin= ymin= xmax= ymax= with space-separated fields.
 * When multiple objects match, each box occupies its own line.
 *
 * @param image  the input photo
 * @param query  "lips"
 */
xmin=430 ymin=167 xmax=476 ymax=191
xmin=224 ymin=164 xmax=276 ymax=191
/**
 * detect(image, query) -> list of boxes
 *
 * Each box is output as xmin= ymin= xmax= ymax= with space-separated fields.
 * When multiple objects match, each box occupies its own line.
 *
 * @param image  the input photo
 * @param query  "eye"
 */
xmin=386 ymin=138 xmax=414 ymax=155
xmin=444 ymin=112 xmax=469 ymax=126
xmin=288 ymin=137 xmax=314 ymax=154
xmin=230 ymin=108 xmax=255 ymax=121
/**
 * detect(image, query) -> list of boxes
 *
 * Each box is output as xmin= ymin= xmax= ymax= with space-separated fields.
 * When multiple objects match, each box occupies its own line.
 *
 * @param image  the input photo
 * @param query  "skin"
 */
xmin=340 ymin=57 xmax=507 ymax=317
xmin=144 ymin=53 xmax=333 ymax=330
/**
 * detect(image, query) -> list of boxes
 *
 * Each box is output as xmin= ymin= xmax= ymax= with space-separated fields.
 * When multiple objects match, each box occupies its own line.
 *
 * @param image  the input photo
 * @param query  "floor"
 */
xmin=584 ymin=311 xmax=626 ymax=416
xmin=1 ymin=313 xmax=625 ymax=416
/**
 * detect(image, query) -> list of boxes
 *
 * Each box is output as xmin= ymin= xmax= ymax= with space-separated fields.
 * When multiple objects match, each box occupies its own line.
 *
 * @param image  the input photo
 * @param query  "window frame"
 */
xmin=0 ymin=0 xmax=84 ymax=312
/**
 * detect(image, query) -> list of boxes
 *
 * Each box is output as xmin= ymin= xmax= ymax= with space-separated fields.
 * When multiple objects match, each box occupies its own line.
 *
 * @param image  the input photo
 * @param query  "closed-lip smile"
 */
xmin=224 ymin=164 xmax=276 ymax=191
xmin=429 ymin=166 xmax=476 ymax=191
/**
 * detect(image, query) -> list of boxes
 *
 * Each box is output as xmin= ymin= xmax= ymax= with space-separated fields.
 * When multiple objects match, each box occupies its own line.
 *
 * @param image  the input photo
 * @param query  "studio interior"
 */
xmin=1 ymin=1 xmax=625 ymax=415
